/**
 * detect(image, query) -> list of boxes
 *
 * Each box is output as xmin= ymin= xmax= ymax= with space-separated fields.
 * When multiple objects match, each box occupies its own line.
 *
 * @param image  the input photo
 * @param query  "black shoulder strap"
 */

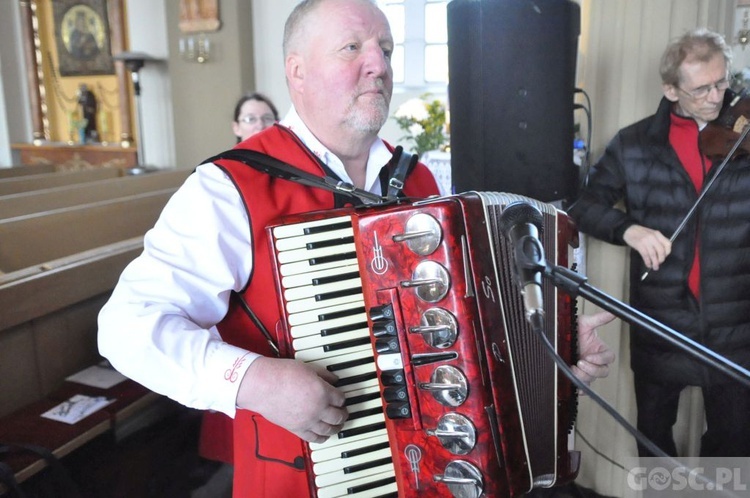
xmin=202 ymin=149 xmax=386 ymax=205
xmin=385 ymin=146 xmax=419 ymax=200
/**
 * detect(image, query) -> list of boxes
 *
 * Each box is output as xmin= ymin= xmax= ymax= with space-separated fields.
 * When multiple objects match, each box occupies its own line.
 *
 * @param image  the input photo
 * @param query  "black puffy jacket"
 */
xmin=568 ymin=95 xmax=750 ymax=385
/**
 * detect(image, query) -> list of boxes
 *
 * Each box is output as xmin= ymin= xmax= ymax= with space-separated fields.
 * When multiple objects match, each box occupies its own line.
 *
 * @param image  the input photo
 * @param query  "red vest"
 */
xmin=212 ymin=125 xmax=440 ymax=497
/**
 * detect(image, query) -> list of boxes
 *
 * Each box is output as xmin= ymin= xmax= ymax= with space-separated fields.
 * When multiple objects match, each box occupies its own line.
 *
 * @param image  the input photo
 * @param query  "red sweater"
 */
xmin=669 ymin=112 xmax=712 ymax=298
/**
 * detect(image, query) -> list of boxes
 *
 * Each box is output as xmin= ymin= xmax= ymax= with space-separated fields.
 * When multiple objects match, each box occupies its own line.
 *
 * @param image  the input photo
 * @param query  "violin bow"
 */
xmin=641 ymin=120 xmax=750 ymax=281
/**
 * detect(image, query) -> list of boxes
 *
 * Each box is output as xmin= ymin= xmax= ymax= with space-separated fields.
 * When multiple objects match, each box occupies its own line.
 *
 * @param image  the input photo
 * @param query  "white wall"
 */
xmin=250 ymin=0 xmax=294 ymax=116
xmin=0 ymin=0 xmax=32 ymax=166
xmin=0 ymin=63 xmax=11 ymax=167
xmin=126 ymin=0 xmax=175 ymax=169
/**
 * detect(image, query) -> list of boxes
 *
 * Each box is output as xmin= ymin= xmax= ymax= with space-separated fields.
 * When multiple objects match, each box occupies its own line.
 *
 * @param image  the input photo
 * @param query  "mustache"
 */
xmin=359 ymin=78 xmax=391 ymax=98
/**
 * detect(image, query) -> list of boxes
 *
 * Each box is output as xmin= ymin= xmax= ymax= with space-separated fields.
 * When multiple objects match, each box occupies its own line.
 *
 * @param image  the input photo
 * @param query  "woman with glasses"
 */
xmin=568 ymin=28 xmax=750 ymax=458
xmin=232 ymin=92 xmax=279 ymax=143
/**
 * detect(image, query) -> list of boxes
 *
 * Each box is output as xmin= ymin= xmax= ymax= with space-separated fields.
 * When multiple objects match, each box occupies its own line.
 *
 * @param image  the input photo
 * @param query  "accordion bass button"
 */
xmin=433 ymin=460 xmax=484 ymax=498
xmin=392 ymin=212 xmax=442 ymax=255
xmin=426 ymin=412 xmax=477 ymax=455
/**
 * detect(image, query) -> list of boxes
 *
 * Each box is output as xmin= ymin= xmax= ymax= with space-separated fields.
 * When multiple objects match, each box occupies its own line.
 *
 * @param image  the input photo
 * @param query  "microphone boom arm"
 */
xmin=545 ymin=263 xmax=750 ymax=389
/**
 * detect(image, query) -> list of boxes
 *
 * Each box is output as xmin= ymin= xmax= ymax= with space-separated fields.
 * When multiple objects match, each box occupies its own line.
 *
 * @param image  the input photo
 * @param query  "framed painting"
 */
xmin=53 ymin=0 xmax=115 ymax=76
xmin=179 ymin=0 xmax=221 ymax=33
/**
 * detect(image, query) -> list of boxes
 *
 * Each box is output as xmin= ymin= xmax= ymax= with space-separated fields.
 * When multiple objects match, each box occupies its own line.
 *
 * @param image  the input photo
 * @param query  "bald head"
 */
xmin=283 ymin=0 xmax=379 ymax=57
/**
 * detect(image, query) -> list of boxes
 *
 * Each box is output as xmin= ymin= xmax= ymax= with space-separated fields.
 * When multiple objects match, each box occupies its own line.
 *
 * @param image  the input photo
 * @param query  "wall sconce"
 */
xmin=738 ymin=9 xmax=750 ymax=50
xmin=179 ymin=33 xmax=210 ymax=63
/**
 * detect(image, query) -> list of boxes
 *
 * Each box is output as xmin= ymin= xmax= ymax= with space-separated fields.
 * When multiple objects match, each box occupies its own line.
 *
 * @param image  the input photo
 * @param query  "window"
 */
xmin=377 ymin=0 xmax=449 ymax=90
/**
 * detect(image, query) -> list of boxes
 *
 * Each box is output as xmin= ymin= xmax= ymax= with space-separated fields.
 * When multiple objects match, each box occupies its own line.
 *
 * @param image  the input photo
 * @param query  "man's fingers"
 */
xmin=297 ymin=430 xmax=328 ymax=444
xmin=317 ymin=368 xmax=339 ymax=386
xmin=587 ymin=348 xmax=616 ymax=366
xmin=573 ymin=360 xmax=609 ymax=385
xmin=320 ymin=405 xmax=348 ymax=427
xmin=581 ymin=310 xmax=616 ymax=329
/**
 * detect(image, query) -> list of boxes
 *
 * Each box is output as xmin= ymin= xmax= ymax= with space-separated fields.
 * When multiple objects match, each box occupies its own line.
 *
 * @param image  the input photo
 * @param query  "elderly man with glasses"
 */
xmin=568 ymin=28 xmax=750 ymax=458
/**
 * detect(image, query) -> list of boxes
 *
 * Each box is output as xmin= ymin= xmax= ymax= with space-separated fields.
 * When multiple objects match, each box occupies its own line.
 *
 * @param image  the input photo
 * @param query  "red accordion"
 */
xmin=267 ymin=192 xmax=580 ymax=498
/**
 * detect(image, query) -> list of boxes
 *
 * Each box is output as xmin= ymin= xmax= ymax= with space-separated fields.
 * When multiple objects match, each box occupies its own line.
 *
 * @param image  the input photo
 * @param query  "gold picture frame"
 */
xmin=53 ymin=0 xmax=115 ymax=76
xmin=179 ymin=0 xmax=221 ymax=33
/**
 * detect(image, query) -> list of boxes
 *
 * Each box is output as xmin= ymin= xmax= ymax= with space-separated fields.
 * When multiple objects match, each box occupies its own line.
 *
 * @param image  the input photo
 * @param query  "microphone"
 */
xmin=499 ymin=201 xmax=547 ymax=329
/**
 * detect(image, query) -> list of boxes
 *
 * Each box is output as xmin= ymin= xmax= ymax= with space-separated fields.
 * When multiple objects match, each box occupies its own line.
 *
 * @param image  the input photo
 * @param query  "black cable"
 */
xmin=531 ymin=320 xmax=664 ymax=456
xmin=574 ymin=427 xmax=626 ymax=471
xmin=573 ymin=88 xmax=594 ymax=189
xmin=529 ymin=321 xmax=743 ymax=498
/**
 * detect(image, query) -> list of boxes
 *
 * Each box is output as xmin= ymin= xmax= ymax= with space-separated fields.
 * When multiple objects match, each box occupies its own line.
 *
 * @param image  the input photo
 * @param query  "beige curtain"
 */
xmin=571 ymin=1 xmax=736 ymax=496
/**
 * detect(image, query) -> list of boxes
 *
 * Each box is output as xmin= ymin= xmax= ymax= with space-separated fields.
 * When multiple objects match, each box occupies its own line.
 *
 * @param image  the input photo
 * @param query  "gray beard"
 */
xmin=344 ymin=95 xmax=390 ymax=134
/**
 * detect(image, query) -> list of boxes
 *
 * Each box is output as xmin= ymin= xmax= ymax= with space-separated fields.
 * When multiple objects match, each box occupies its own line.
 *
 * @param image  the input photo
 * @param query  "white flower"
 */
xmin=395 ymin=98 xmax=429 ymax=122
xmin=408 ymin=123 xmax=424 ymax=137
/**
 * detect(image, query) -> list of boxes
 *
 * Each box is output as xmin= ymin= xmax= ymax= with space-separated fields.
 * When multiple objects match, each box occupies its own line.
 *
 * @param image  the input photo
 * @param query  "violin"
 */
xmin=643 ymin=90 xmax=750 ymax=282
xmin=699 ymin=90 xmax=750 ymax=160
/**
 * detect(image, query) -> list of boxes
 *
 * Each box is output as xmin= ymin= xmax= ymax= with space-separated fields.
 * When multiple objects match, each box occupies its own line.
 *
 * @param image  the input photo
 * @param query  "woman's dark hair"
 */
xmin=233 ymin=92 xmax=280 ymax=122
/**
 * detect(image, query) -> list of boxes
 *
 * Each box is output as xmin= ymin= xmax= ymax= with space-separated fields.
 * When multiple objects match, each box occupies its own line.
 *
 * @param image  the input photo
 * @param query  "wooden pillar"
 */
xmin=18 ymin=0 xmax=46 ymax=143
xmin=107 ymin=0 xmax=134 ymax=146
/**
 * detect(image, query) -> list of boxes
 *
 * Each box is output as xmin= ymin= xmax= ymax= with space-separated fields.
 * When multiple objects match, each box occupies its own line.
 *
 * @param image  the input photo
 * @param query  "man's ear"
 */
xmin=286 ymin=54 xmax=304 ymax=93
xmin=663 ymin=83 xmax=679 ymax=103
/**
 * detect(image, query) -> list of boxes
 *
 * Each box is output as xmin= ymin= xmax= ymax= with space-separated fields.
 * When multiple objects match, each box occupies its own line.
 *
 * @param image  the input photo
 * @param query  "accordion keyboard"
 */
xmin=271 ymin=215 xmax=399 ymax=498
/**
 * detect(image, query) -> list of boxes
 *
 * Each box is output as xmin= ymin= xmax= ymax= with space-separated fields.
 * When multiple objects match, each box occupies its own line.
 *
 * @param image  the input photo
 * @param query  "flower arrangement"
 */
xmin=392 ymin=94 xmax=447 ymax=156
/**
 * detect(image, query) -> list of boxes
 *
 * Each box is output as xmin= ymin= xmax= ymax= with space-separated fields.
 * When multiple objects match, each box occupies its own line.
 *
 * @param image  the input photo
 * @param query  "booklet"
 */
xmin=40 ymin=394 xmax=114 ymax=425
xmin=65 ymin=361 xmax=127 ymax=389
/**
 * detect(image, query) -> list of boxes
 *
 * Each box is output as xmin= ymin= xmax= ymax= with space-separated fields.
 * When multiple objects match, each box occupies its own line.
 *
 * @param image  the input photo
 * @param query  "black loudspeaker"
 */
xmin=447 ymin=0 xmax=580 ymax=202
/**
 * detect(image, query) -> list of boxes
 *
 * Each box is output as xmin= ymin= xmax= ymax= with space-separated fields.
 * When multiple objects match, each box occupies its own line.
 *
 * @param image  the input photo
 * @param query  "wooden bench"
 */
xmin=0 ymin=237 xmax=173 ymax=490
xmin=0 ymin=164 xmax=57 ymax=179
xmin=0 ymin=191 xmax=180 ymax=413
xmin=0 ymin=168 xmax=124 ymax=196
xmin=0 ymin=173 xmax=193 ymax=492
xmin=0 ymin=374 xmax=173 ymax=490
xmin=0 ymin=189 xmax=177 ymax=275
xmin=0 ymin=167 xmax=192 ymax=219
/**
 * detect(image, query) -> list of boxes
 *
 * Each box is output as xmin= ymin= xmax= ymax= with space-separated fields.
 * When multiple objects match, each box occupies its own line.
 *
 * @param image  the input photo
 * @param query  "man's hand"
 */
xmin=573 ymin=311 xmax=617 ymax=386
xmin=236 ymin=357 xmax=348 ymax=444
xmin=623 ymin=224 xmax=671 ymax=271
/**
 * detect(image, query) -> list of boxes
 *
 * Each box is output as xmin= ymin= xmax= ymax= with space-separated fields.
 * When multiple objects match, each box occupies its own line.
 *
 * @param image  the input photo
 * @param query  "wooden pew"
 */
xmin=0 ymin=186 xmax=181 ymax=414
xmin=0 ymin=188 xmax=177 ymax=274
xmin=0 ymin=167 xmax=123 ymax=196
xmin=0 ymin=173 xmax=193 ymax=490
xmin=0 ymin=167 xmax=192 ymax=219
xmin=0 ymin=164 xmax=57 ymax=179
xmin=0 ymin=362 xmax=172 ymax=489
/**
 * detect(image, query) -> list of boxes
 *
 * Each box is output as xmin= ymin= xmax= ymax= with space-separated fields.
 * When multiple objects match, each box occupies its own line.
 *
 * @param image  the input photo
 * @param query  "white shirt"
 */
xmin=97 ymin=107 xmax=393 ymax=417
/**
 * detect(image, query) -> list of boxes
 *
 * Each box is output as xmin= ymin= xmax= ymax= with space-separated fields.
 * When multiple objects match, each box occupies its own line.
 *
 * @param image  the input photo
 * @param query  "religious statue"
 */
xmin=77 ymin=83 xmax=98 ymax=143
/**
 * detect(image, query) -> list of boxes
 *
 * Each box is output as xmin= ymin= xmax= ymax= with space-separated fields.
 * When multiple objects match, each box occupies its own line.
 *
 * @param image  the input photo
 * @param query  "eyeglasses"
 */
xmin=238 ymin=114 xmax=276 ymax=126
xmin=675 ymin=77 xmax=731 ymax=100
